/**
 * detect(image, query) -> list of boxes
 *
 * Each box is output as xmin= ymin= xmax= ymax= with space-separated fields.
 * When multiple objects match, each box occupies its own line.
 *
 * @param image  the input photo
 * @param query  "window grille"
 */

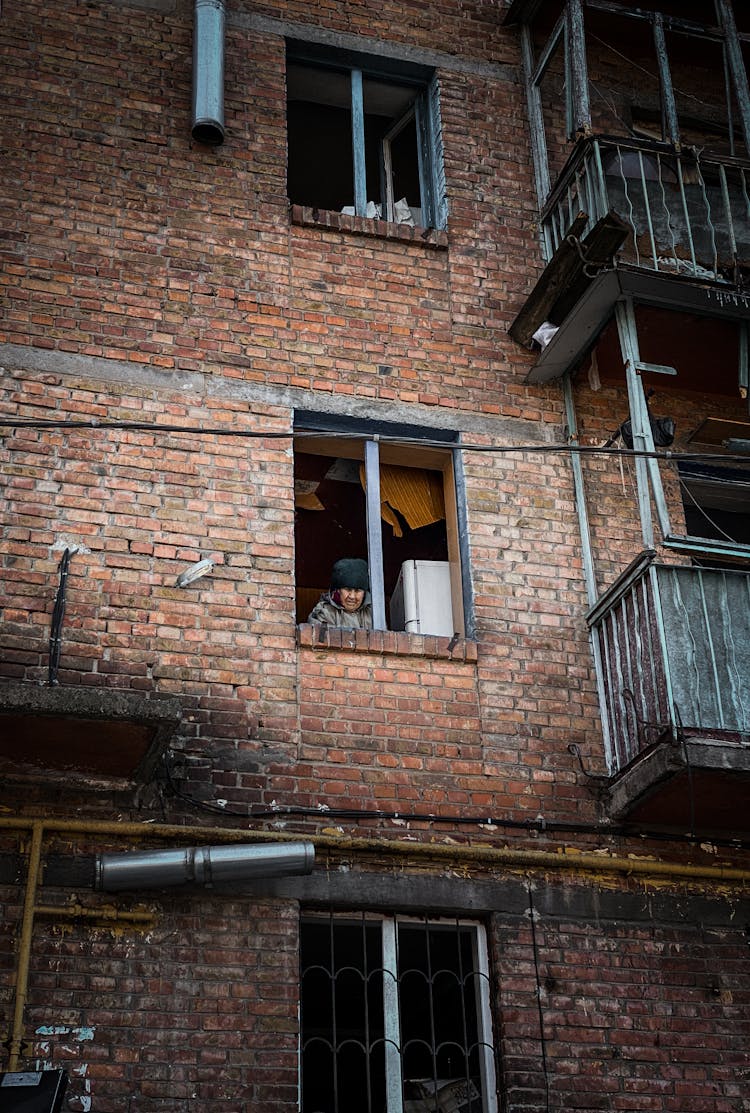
xmin=300 ymin=913 xmax=498 ymax=1113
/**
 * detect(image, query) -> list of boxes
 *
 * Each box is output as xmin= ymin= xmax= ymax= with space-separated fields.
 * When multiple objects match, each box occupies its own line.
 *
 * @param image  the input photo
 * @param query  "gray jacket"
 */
xmin=307 ymin=592 xmax=373 ymax=629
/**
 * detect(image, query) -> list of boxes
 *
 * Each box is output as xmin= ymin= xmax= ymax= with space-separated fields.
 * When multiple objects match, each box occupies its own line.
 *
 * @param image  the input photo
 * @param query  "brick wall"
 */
xmin=0 ymin=885 xmax=300 ymax=1113
xmin=2 ymin=869 xmax=748 ymax=1113
xmin=495 ymin=906 xmax=750 ymax=1112
xmin=0 ymin=0 xmax=542 ymax=409
xmin=2 ymin=1 xmax=749 ymax=1111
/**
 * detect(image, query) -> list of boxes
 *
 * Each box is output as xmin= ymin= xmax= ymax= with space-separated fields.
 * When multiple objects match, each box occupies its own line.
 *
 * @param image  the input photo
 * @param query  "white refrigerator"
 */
xmin=389 ymin=560 xmax=454 ymax=637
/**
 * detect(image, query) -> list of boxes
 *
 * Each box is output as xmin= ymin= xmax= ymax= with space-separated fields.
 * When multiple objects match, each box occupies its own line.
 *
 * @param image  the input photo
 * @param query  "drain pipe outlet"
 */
xmin=191 ymin=0 xmax=226 ymax=145
xmin=96 ymin=841 xmax=314 ymax=892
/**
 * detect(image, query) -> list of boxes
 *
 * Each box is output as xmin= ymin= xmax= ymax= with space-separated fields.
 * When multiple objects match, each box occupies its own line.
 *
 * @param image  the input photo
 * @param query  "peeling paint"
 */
xmin=35 ymin=1025 xmax=94 ymax=1041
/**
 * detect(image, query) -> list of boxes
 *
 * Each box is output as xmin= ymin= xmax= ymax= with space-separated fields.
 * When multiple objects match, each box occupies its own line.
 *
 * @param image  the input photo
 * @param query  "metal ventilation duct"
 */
xmin=96 ymin=841 xmax=314 ymax=891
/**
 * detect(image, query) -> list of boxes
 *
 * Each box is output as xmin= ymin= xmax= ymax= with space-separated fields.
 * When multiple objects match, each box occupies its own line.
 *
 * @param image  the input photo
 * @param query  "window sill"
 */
xmin=297 ymin=624 xmax=477 ymax=662
xmin=290 ymin=205 xmax=449 ymax=249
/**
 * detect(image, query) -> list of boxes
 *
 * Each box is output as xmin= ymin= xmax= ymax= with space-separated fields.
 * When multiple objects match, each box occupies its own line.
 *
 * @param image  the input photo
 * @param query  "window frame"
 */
xmin=294 ymin=412 xmax=474 ymax=637
xmin=299 ymin=912 xmax=499 ymax=1113
xmin=615 ymin=301 xmax=750 ymax=563
xmin=286 ymin=40 xmax=447 ymax=230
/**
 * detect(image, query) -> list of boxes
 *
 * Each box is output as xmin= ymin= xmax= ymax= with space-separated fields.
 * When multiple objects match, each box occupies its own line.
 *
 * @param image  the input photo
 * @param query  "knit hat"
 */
xmin=330 ymin=558 xmax=369 ymax=591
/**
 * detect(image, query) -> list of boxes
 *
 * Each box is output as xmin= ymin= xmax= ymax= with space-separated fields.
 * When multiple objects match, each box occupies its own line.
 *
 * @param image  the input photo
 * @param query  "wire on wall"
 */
xmin=2 ymin=417 xmax=749 ymax=466
xmin=527 ymin=883 xmax=552 ymax=1113
xmin=48 ymin=548 xmax=72 ymax=687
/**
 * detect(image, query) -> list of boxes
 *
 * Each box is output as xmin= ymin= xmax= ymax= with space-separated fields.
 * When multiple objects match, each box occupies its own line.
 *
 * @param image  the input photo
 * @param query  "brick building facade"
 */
xmin=1 ymin=1 xmax=749 ymax=1111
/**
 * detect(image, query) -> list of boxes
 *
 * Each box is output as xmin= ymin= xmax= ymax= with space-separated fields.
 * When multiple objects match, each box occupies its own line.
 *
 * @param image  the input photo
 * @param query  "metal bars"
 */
xmin=541 ymin=136 xmax=750 ymax=283
xmin=521 ymin=0 xmax=750 ymax=224
xmin=299 ymin=914 xmax=498 ymax=1113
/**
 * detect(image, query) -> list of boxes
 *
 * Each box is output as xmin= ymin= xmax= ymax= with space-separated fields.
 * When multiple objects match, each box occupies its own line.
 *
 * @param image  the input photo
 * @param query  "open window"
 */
xmin=300 ymin=913 xmax=498 ymax=1113
xmin=286 ymin=41 xmax=446 ymax=229
xmin=583 ymin=303 xmax=750 ymax=564
xmin=294 ymin=413 xmax=470 ymax=637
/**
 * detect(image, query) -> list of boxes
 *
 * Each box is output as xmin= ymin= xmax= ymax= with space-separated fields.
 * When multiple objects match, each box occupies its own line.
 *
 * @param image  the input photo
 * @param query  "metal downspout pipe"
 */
xmin=191 ymin=0 xmax=226 ymax=145
xmin=563 ymin=373 xmax=616 ymax=770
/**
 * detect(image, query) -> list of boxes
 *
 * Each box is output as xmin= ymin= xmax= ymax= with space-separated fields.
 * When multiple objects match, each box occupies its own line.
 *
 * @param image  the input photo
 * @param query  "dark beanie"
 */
xmin=330 ymin=558 xmax=369 ymax=591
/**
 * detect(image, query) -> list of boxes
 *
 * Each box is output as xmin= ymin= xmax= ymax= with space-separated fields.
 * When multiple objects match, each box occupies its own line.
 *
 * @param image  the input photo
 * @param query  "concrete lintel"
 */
xmin=0 ymin=344 xmax=559 ymax=445
xmin=247 ymin=869 xmax=750 ymax=926
xmin=232 ymin=12 xmax=518 ymax=84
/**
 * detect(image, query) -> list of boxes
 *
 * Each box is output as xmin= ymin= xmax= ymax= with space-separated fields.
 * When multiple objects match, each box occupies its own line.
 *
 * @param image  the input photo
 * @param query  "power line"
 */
xmin=2 ymin=417 xmax=749 ymax=465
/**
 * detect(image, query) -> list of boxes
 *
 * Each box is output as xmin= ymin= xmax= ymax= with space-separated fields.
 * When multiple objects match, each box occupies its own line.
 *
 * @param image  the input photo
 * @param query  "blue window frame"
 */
xmin=286 ymin=41 xmax=447 ymax=229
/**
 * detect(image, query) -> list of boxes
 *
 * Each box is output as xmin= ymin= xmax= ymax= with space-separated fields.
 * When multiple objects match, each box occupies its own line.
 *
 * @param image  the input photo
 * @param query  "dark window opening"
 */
xmin=300 ymin=914 xmax=496 ymax=1113
xmin=678 ymin=459 xmax=750 ymax=561
xmin=286 ymin=49 xmax=445 ymax=228
xmin=294 ymin=439 xmax=460 ymax=635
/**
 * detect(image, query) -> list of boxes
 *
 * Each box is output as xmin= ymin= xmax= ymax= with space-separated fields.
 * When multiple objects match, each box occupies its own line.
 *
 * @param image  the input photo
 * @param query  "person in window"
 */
xmin=307 ymin=558 xmax=373 ymax=629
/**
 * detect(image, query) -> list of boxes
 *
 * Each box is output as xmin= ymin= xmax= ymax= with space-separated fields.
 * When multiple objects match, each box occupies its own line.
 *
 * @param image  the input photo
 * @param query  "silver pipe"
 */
xmin=96 ymin=841 xmax=314 ymax=891
xmin=191 ymin=0 xmax=225 ymax=145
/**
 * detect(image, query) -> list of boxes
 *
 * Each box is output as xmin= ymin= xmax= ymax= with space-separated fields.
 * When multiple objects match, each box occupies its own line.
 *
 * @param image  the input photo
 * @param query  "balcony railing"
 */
xmin=587 ymin=552 xmax=750 ymax=773
xmin=542 ymin=136 xmax=750 ymax=284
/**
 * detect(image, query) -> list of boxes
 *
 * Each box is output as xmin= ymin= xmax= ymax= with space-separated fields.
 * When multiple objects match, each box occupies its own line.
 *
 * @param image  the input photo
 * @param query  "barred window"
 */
xmin=300 ymin=914 xmax=498 ymax=1113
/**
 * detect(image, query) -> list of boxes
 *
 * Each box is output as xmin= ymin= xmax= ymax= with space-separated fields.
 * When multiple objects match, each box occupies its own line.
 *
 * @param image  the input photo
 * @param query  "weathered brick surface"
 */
xmin=0 ymin=0 xmax=541 ymax=408
xmin=1 ymin=1 xmax=748 ymax=1111
xmin=495 ymin=911 xmax=750 ymax=1113
xmin=0 ymin=889 xmax=300 ymax=1113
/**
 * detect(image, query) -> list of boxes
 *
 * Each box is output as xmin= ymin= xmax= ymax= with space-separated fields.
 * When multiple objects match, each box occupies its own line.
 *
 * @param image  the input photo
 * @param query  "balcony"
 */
xmin=542 ymin=136 xmax=750 ymax=285
xmin=0 ymin=684 xmax=182 ymax=789
xmin=587 ymin=551 xmax=750 ymax=832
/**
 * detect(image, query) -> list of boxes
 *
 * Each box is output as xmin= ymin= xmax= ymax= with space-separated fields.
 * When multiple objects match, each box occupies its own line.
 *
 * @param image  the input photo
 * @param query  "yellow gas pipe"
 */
xmin=2 ymin=814 xmax=750 ymax=1072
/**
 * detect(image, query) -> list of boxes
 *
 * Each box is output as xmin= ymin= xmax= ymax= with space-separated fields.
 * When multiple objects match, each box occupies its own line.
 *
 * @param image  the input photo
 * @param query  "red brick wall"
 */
xmin=2 ymin=873 xmax=748 ymax=1113
xmin=2 ymin=3 xmax=748 ymax=1111
xmin=495 ymin=909 xmax=750 ymax=1112
xmin=0 ymin=0 xmax=543 ymax=409
xmin=0 ymin=886 xmax=300 ymax=1113
xmin=0 ymin=371 xmax=299 ymax=762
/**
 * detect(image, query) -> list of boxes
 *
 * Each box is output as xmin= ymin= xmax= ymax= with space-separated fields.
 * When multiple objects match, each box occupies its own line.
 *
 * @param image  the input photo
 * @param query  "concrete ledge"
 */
xmin=0 ymin=682 xmax=183 ymax=788
xmin=606 ymin=736 xmax=750 ymax=832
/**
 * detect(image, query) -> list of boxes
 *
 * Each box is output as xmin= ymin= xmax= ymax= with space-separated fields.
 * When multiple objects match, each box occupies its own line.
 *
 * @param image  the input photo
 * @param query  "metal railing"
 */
xmin=587 ymin=553 xmax=750 ymax=773
xmin=542 ymin=136 xmax=750 ymax=283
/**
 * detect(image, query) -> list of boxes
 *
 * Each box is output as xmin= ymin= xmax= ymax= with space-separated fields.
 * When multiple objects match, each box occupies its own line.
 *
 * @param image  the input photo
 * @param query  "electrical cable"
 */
xmin=158 ymin=757 xmax=750 ymax=849
xmin=3 ymin=416 xmax=750 ymax=466
xmin=527 ymin=884 xmax=551 ymax=1113
xmin=48 ymin=548 xmax=72 ymax=686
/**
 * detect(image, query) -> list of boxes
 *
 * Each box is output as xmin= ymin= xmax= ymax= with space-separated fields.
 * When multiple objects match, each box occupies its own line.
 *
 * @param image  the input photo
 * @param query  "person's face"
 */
xmin=339 ymin=587 xmax=365 ymax=613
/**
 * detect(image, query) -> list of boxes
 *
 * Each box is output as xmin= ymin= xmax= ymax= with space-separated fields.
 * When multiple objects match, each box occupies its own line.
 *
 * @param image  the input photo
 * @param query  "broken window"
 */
xmin=521 ymin=0 xmax=750 ymax=221
xmin=678 ymin=458 xmax=750 ymax=556
xmin=294 ymin=413 xmax=470 ymax=637
xmin=300 ymin=913 xmax=498 ymax=1113
xmin=286 ymin=41 xmax=447 ymax=229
